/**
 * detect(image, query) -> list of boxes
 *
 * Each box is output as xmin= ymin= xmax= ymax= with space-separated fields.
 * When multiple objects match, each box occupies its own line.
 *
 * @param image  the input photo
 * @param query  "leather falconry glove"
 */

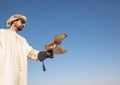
xmin=38 ymin=49 xmax=54 ymax=71
xmin=38 ymin=48 xmax=54 ymax=62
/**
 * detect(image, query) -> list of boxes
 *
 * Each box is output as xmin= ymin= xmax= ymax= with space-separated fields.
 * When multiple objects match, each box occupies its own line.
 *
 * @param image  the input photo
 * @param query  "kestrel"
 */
xmin=44 ymin=34 xmax=67 ymax=54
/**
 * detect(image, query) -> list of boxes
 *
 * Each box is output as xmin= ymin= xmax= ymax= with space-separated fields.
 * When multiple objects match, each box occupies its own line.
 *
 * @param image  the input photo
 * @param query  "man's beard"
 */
xmin=17 ymin=27 xmax=23 ymax=31
xmin=14 ymin=24 xmax=24 ymax=31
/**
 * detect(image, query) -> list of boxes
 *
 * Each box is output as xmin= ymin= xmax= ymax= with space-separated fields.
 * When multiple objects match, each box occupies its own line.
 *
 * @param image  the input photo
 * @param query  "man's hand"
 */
xmin=38 ymin=49 xmax=54 ymax=62
xmin=46 ymin=48 xmax=54 ymax=58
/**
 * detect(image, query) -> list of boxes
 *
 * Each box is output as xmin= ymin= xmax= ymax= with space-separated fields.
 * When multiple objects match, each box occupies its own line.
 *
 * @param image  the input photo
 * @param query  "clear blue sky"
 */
xmin=0 ymin=0 xmax=120 ymax=85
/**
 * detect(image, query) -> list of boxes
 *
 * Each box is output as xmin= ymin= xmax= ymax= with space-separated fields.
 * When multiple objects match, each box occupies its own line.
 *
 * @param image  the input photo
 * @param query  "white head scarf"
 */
xmin=6 ymin=14 xmax=27 ymax=26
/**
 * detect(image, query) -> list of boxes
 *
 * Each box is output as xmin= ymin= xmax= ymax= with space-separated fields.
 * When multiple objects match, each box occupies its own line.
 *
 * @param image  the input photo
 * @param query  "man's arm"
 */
xmin=27 ymin=49 xmax=54 ymax=61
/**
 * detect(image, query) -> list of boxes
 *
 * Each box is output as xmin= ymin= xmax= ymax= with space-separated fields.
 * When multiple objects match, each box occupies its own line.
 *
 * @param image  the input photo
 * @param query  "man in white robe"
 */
xmin=0 ymin=14 xmax=54 ymax=85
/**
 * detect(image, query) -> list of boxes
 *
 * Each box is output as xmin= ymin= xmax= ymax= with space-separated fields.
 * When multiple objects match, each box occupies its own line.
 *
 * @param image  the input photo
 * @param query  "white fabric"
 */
xmin=0 ymin=29 xmax=39 ymax=85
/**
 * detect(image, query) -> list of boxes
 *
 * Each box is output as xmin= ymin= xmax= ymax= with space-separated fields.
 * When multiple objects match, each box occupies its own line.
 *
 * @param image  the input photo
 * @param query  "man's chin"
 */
xmin=17 ymin=27 xmax=23 ymax=31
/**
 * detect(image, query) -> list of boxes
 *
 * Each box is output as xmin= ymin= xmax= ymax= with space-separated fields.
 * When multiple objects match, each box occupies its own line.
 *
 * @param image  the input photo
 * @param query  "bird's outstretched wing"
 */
xmin=54 ymin=34 xmax=67 ymax=45
xmin=53 ymin=45 xmax=66 ymax=54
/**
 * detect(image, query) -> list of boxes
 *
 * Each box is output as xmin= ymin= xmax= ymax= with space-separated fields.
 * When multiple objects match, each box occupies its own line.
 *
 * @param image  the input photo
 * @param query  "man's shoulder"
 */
xmin=18 ymin=33 xmax=27 ymax=42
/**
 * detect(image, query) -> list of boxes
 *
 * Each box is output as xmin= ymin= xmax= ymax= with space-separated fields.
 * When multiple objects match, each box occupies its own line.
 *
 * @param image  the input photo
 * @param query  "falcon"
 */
xmin=44 ymin=34 xmax=67 ymax=54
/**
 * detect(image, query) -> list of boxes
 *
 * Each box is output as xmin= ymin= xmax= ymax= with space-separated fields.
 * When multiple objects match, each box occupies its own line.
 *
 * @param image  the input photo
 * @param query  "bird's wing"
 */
xmin=54 ymin=45 xmax=66 ymax=54
xmin=54 ymin=34 xmax=67 ymax=45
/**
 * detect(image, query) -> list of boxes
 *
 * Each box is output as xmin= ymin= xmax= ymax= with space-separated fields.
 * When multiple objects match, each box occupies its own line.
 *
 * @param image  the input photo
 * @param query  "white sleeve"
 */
xmin=27 ymin=49 xmax=39 ymax=61
xmin=23 ymin=38 xmax=39 ymax=61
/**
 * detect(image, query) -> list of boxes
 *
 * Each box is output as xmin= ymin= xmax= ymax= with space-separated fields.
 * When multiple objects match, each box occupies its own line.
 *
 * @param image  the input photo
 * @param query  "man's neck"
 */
xmin=9 ymin=26 xmax=18 ymax=33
